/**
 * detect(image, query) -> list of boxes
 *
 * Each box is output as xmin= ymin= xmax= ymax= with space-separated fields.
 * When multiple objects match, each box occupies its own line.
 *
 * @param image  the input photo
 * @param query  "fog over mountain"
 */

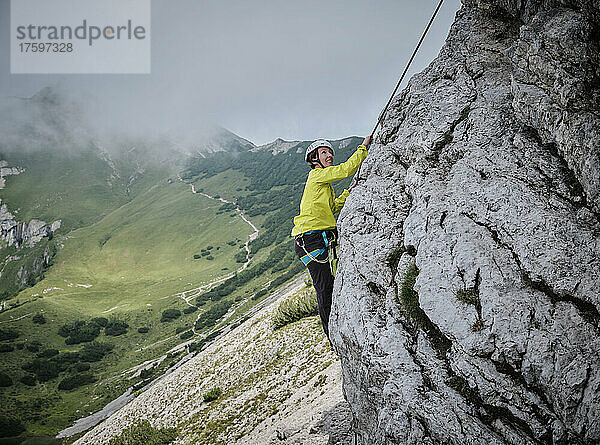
xmin=0 ymin=0 xmax=460 ymax=146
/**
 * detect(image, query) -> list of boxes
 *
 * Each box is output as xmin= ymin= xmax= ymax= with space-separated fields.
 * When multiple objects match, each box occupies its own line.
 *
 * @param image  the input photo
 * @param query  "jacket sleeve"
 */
xmin=311 ymin=145 xmax=368 ymax=184
xmin=332 ymin=189 xmax=350 ymax=214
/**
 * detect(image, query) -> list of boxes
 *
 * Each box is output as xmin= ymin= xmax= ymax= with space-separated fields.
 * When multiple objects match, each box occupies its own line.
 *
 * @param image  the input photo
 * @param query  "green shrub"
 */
xmin=56 ymin=351 xmax=80 ymax=364
xmin=203 ymin=387 xmax=222 ymax=402
xmin=0 ymin=344 xmax=14 ymax=353
xmin=234 ymin=250 xmax=247 ymax=263
xmin=26 ymin=341 xmax=42 ymax=352
xmin=252 ymin=289 xmax=268 ymax=300
xmin=79 ymin=341 xmax=114 ymax=362
xmin=193 ymin=254 xmax=201 ymax=259
xmin=58 ymin=372 xmax=97 ymax=390
xmin=0 ymin=371 xmax=12 ymax=387
xmin=187 ymin=342 xmax=202 ymax=353
xmin=272 ymin=287 xmax=318 ymax=329
xmin=105 ymin=319 xmax=129 ymax=336
xmin=73 ymin=363 xmax=90 ymax=372
xmin=140 ymin=367 xmax=154 ymax=379
xmin=20 ymin=373 xmax=37 ymax=386
xmin=138 ymin=327 xmax=150 ymax=333
xmin=399 ymin=262 xmax=422 ymax=323
xmin=107 ymin=419 xmax=177 ymax=445
xmin=91 ymin=317 xmax=109 ymax=327
xmin=58 ymin=319 xmax=85 ymax=337
xmin=0 ymin=414 xmax=25 ymax=437
xmin=188 ymin=331 xmax=220 ymax=353
xmin=180 ymin=330 xmax=193 ymax=340
xmin=37 ymin=348 xmax=59 ymax=358
xmin=32 ymin=313 xmax=47 ymax=324
xmin=194 ymin=301 xmax=233 ymax=331
xmin=161 ymin=309 xmax=182 ymax=322
xmin=0 ymin=328 xmax=19 ymax=341
xmin=269 ymin=270 xmax=297 ymax=290
xmin=183 ymin=306 xmax=198 ymax=314
xmin=22 ymin=358 xmax=60 ymax=382
xmin=59 ymin=319 xmax=102 ymax=344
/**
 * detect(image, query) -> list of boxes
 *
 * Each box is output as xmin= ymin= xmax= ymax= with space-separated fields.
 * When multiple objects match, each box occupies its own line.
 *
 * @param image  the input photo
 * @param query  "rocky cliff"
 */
xmin=332 ymin=1 xmax=599 ymax=444
xmin=0 ymin=160 xmax=60 ymax=249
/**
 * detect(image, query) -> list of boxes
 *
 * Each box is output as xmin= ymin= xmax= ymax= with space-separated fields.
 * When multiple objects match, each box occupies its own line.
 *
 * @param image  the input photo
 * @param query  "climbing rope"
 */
xmin=355 ymin=0 xmax=445 ymax=182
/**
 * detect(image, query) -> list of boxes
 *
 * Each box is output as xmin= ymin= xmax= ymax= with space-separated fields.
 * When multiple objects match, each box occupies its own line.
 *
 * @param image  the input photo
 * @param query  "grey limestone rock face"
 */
xmin=0 ymin=201 xmax=60 ymax=248
xmin=331 ymin=1 xmax=599 ymax=444
xmin=0 ymin=161 xmax=60 ymax=248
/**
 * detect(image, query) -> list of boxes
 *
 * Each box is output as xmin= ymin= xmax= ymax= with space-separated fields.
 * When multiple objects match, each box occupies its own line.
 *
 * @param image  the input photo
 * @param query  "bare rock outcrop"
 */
xmin=0 ymin=161 xmax=60 ymax=249
xmin=332 ymin=1 xmax=599 ymax=444
xmin=0 ymin=201 xmax=60 ymax=248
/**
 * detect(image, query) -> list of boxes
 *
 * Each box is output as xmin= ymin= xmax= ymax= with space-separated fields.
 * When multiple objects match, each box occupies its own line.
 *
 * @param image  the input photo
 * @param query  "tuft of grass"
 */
xmin=108 ymin=419 xmax=177 ymax=445
xmin=385 ymin=247 xmax=404 ymax=269
xmin=399 ymin=262 xmax=423 ymax=324
xmin=398 ymin=262 xmax=452 ymax=354
xmin=203 ymin=386 xmax=222 ymax=403
xmin=456 ymin=287 xmax=479 ymax=306
xmin=446 ymin=375 xmax=478 ymax=403
xmin=272 ymin=287 xmax=318 ymax=329
xmin=471 ymin=319 xmax=485 ymax=332
xmin=366 ymin=282 xmax=383 ymax=295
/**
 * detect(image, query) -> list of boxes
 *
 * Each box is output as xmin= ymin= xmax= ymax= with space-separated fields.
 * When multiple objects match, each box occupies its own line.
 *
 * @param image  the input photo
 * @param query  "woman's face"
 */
xmin=317 ymin=147 xmax=334 ymax=167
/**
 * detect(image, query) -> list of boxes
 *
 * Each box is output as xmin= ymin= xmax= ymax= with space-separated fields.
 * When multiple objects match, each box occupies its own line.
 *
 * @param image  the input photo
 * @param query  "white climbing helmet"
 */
xmin=305 ymin=139 xmax=334 ymax=163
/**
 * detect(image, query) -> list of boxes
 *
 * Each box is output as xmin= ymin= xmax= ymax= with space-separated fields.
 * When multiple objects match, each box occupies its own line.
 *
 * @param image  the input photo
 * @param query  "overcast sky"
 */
xmin=0 ymin=0 xmax=461 ymax=146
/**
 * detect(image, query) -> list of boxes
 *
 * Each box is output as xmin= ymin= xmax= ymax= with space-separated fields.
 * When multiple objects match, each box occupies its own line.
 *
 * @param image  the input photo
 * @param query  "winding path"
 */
xmin=173 ymin=177 xmax=260 ymax=332
xmin=56 ymin=177 xmax=304 ymax=439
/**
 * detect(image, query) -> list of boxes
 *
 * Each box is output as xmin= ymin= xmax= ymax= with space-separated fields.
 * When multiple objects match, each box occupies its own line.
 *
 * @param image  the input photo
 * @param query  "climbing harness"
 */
xmin=355 ymin=0 xmax=445 ymax=182
xmin=295 ymin=229 xmax=339 ymax=275
xmin=297 ymin=231 xmax=330 ymax=265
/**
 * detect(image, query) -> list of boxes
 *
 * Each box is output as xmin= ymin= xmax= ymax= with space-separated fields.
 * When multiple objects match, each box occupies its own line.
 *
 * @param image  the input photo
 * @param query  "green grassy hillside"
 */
xmin=0 ymin=176 xmax=271 ymax=437
xmin=43 ymin=180 xmax=251 ymax=307
xmin=0 ymin=134 xmax=362 ymax=439
xmin=0 ymin=146 xmax=174 ymax=233
xmin=0 ymin=143 xmax=181 ymax=301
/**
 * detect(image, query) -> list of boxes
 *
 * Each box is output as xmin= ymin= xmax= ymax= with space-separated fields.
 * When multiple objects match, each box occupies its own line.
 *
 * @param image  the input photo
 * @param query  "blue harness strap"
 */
xmin=299 ymin=231 xmax=329 ymax=265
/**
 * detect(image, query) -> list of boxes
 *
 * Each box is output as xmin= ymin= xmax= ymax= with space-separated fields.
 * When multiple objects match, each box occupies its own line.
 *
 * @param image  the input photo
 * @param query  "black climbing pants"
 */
xmin=294 ymin=230 xmax=336 ymax=342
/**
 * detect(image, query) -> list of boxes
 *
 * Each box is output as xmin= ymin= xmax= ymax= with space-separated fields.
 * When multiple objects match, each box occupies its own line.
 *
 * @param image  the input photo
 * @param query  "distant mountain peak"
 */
xmin=253 ymin=138 xmax=301 ymax=155
xmin=179 ymin=126 xmax=256 ymax=155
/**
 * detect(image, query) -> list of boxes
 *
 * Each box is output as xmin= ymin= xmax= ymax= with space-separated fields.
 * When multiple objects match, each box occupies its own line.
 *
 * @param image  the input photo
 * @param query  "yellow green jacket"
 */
xmin=291 ymin=145 xmax=368 ymax=236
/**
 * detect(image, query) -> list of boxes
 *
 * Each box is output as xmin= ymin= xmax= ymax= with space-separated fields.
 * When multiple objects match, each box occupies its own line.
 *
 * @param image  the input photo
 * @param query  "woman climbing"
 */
xmin=292 ymin=136 xmax=371 ymax=345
